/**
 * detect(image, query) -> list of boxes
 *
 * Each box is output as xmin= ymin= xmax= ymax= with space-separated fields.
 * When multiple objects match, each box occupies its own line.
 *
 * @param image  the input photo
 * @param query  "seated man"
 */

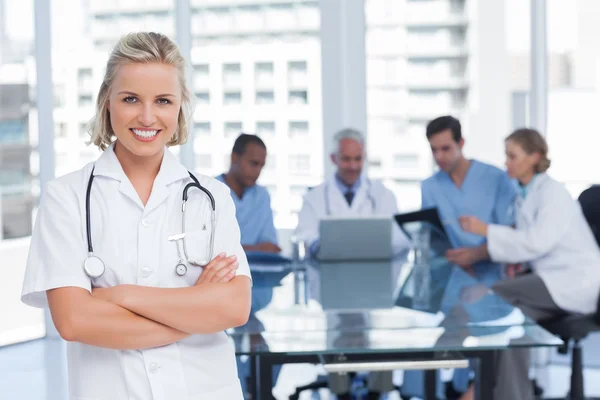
xmin=295 ymin=128 xmax=411 ymax=400
xmin=217 ymin=133 xmax=281 ymax=253
xmin=401 ymin=116 xmax=517 ymax=399
xmin=218 ymin=133 xmax=281 ymax=397
xmin=296 ymin=128 xmax=410 ymax=257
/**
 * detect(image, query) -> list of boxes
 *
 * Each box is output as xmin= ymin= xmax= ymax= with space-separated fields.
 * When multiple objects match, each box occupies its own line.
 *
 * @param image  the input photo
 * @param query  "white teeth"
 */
xmin=132 ymin=129 xmax=158 ymax=138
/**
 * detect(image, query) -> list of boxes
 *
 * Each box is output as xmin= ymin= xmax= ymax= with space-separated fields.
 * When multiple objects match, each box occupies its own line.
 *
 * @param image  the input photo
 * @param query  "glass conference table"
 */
xmin=231 ymin=256 xmax=562 ymax=400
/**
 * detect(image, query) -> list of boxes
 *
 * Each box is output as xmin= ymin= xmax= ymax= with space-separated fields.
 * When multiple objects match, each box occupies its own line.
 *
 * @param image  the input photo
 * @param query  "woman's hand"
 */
xmin=459 ymin=216 xmax=488 ymax=236
xmin=195 ymin=253 xmax=239 ymax=285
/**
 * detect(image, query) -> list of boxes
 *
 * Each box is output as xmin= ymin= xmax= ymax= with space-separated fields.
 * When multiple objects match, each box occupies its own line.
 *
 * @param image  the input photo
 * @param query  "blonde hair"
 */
xmin=89 ymin=32 xmax=192 ymax=150
xmin=506 ymin=128 xmax=551 ymax=173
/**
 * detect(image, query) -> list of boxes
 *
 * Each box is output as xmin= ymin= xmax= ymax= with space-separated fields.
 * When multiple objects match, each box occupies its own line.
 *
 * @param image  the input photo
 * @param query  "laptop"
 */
xmin=317 ymin=216 xmax=393 ymax=261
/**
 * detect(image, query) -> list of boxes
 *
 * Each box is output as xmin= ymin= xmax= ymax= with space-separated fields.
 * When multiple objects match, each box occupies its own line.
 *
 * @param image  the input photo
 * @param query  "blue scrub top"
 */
xmin=421 ymin=160 xmax=517 ymax=284
xmin=216 ymin=174 xmax=278 ymax=246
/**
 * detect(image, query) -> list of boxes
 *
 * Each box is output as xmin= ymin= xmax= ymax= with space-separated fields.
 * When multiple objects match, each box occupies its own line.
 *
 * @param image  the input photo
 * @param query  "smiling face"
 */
xmin=330 ymin=138 xmax=365 ymax=187
xmin=107 ymin=62 xmax=182 ymax=160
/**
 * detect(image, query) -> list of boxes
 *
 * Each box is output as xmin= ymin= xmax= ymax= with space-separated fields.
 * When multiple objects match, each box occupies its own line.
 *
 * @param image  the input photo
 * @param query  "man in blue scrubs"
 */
xmin=218 ymin=133 xmax=281 ymax=397
xmin=402 ymin=116 xmax=517 ymax=400
xmin=217 ymin=133 xmax=280 ymax=253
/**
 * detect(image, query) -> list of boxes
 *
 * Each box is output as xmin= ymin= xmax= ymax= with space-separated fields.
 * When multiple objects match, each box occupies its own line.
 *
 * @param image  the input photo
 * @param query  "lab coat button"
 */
xmin=141 ymin=267 xmax=153 ymax=278
xmin=149 ymin=362 xmax=160 ymax=373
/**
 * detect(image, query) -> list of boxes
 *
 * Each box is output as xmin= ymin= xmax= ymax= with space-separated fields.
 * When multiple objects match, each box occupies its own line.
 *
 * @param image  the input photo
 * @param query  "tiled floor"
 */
xmin=2 ymin=336 xmax=600 ymax=400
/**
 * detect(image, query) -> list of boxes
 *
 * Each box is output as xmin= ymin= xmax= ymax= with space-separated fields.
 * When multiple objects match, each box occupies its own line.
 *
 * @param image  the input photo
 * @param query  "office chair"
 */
xmin=540 ymin=185 xmax=600 ymax=400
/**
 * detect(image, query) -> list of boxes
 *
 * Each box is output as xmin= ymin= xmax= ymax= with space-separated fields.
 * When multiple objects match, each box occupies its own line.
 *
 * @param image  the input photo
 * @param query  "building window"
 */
xmin=79 ymin=123 xmax=89 ymax=138
xmin=196 ymin=154 xmax=212 ymax=169
xmin=193 ymin=64 xmax=210 ymax=90
xmin=256 ymin=91 xmax=274 ymax=104
xmin=224 ymin=121 xmax=243 ymax=137
xmin=289 ymin=154 xmax=311 ymax=175
xmin=0 ymin=119 xmax=27 ymax=144
xmin=224 ymin=91 xmax=242 ymax=105
xmin=194 ymin=122 xmax=211 ymax=136
xmin=393 ymin=154 xmax=420 ymax=169
xmin=288 ymin=60 xmax=308 ymax=88
xmin=288 ymin=90 xmax=308 ymax=104
xmin=78 ymin=68 xmax=93 ymax=92
xmin=54 ymin=85 xmax=66 ymax=108
xmin=223 ymin=63 xmax=241 ymax=88
xmin=256 ymin=121 xmax=275 ymax=137
xmin=255 ymin=62 xmax=274 ymax=88
xmin=55 ymin=122 xmax=67 ymax=138
xmin=195 ymin=92 xmax=210 ymax=104
xmin=79 ymin=95 xmax=93 ymax=108
xmin=289 ymin=121 xmax=309 ymax=137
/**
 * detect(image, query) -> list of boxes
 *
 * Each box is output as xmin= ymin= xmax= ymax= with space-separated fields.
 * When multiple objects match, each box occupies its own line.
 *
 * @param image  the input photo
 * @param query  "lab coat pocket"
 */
xmin=185 ymin=227 xmax=213 ymax=266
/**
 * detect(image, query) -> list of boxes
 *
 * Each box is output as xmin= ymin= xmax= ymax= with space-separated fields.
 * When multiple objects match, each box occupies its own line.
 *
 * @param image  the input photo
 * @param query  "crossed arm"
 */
xmin=47 ymin=254 xmax=250 ymax=350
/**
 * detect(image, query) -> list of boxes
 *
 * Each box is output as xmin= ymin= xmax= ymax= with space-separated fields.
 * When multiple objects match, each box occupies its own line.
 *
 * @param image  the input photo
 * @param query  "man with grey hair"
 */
xmin=295 ymin=128 xmax=410 ymax=400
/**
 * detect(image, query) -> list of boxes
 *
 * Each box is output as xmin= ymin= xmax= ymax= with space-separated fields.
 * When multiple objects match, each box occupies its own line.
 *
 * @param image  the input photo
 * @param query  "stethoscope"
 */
xmin=324 ymin=179 xmax=377 ymax=216
xmin=83 ymin=167 xmax=216 ymax=279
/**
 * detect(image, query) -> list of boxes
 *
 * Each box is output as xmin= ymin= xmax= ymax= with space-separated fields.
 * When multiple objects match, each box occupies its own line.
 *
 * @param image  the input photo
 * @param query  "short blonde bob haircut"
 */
xmin=89 ymin=32 xmax=192 ymax=150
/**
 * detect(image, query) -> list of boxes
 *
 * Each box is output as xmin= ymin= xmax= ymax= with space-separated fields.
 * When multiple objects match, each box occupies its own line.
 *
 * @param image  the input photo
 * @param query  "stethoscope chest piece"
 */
xmin=175 ymin=263 xmax=188 ymax=276
xmin=84 ymin=255 xmax=106 ymax=279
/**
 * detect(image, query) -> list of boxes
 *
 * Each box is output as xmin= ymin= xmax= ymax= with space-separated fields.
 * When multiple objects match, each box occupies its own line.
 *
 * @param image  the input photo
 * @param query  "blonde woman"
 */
xmin=21 ymin=32 xmax=251 ymax=399
xmin=460 ymin=128 xmax=600 ymax=400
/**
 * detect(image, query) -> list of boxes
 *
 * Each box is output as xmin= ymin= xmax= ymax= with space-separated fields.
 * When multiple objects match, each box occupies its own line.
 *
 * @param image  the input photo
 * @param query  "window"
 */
xmin=79 ymin=123 xmax=89 ymax=138
xmin=289 ymin=154 xmax=311 ymax=175
xmin=78 ymin=68 xmax=93 ymax=92
xmin=224 ymin=91 xmax=242 ymax=105
xmin=256 ymin=91 xmax=274 ymax=104
xmin=223 ymin=63 xmax=241 ymax=88
xmin=224 ymin=121 xmax=243 ymax=137
xmin=193 ymin=64 xmax=210 ymax=89
xmin=54 ymin=85 xmax=66 ymax=108
xmin=0 ymin=120 xmax=27 ymax=144
xmin=288 ymin=90 xmax=308 ymax=104
xmin=289 ymin=121 xmax=309 ymax=137
xmin=255 ymin=62 xmax=274 ymax=88
xmin=195 ymin=92 xmax=210 ymax=104
xmin=79 ymin=95 xmax=93 ymax=107
xmin=288 ymin=61 xmax=308 ymax=87
xmin=256 ymin=121 xmax=275 ymax=137
xmin=194 ymin=122 xmax=211 ymax=136
xmin=393 ymin=154 xmax=420 ymax=169
xmin=196 ymin=154 xmax=212 ymax=169
xmin=55 ymin=122 xmax=67 ymax=138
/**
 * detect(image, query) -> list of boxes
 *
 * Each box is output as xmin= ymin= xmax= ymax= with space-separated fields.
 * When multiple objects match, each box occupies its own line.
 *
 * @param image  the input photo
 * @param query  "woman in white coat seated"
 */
xmin=459 ymin=128 xmax=600 ymax=400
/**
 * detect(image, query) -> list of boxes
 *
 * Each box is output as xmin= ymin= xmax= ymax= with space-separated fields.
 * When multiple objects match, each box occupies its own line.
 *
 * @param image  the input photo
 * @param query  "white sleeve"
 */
xmin=487 ymin=185 xmax=573 ymax=263
xmin=21 ymin=181 xmax=91 ymax=309
xmin=213 ymin=190 xmax=252 ymax=283
xmin=294 ymin=192 xmax=320 ymax=248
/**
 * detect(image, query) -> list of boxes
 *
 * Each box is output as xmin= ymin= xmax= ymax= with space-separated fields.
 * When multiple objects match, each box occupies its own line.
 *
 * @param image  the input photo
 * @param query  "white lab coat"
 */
xmin=295 ymin=175 xmax=411 ymax=254
xmin=487 ymin=173 xmax=600 ymax=314
xmin=21 ymin=143 xmax=250 ymax=400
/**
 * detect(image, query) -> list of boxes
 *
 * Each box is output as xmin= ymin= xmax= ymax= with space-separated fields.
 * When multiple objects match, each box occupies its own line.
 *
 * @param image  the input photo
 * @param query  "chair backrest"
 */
xmin=579 ymin=186 xmax=600 ymax=322
xmin=578 ymin=185 xmax=600 ymax=248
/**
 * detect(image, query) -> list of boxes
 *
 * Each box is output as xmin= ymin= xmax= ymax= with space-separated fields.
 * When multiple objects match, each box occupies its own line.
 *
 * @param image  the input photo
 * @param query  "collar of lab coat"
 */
xmin=93 ymin=142 xmax=190 ymax=212
xmin=93 ymin=142 xmax=189 ymax=186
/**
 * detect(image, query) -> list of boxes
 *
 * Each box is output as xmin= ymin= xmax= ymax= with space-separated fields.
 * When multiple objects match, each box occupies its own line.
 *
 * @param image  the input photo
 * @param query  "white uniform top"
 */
xmin=21 ymin=143 xmax=251 ymax=400
xmin=487 ymin=173 xmax=600 ymax=314
xmin=295 ymin=175 xmax=411 ymax=253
